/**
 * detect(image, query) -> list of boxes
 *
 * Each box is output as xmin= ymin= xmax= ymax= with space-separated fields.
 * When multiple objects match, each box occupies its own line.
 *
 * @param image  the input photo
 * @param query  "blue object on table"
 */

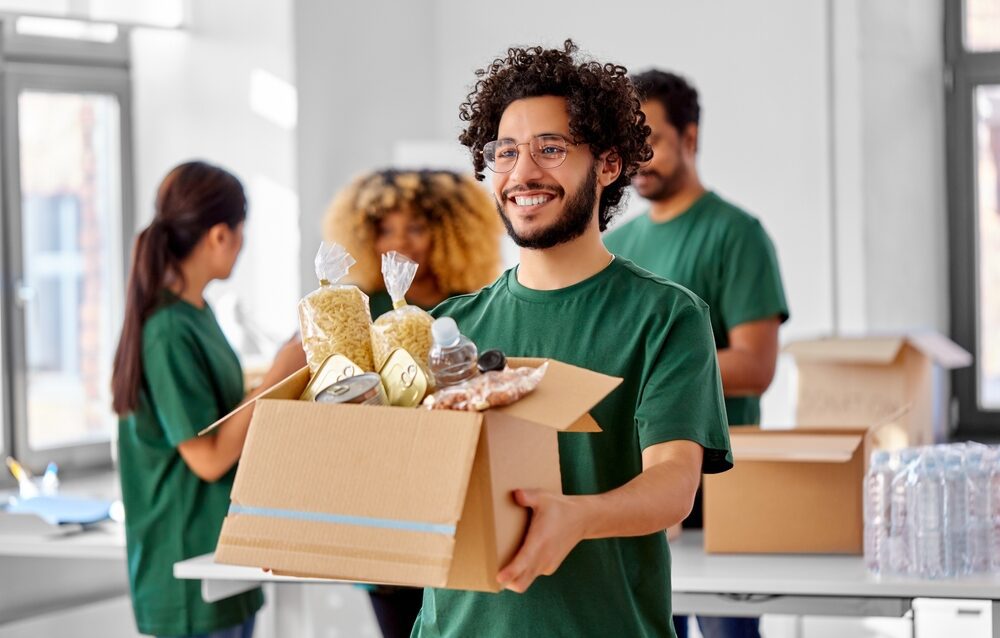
xmin=5 ymin=495 xmax=112 ymax=525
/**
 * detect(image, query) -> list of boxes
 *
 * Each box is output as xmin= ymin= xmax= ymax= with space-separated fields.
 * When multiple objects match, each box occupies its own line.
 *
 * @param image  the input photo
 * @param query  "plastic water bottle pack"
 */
xmin=864 ymin=442 xmax=999 ymax=579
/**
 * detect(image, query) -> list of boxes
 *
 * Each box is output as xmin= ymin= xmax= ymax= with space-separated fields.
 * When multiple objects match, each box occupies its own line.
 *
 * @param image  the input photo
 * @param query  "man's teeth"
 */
xmin=514 ymin=195 xmax=551 ymax=206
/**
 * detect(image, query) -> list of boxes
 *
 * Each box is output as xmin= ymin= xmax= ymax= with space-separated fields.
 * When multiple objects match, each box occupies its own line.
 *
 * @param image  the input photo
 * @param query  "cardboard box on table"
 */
xmin=204 ymin=358 xmax=621 ymax=592
xmin=784 ymin=331 xmax=972 ymax=448
xmin=703 ymin=426 xmax=873 ymax=554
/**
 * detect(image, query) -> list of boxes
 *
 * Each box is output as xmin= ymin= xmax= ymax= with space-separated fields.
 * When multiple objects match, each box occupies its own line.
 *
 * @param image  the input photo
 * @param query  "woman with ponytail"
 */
xmin=112 ymin=161 xmax=304 ymax=638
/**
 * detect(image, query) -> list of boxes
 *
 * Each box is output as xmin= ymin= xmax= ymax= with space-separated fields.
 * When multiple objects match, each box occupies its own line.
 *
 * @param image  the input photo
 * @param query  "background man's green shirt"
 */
xmin=413 ymin=257 xmax=732 ymax=638
xmin=605 ymin=191 xmax=789 ymax=425
xmin=117 ymin=295 xmax=263 ymax=636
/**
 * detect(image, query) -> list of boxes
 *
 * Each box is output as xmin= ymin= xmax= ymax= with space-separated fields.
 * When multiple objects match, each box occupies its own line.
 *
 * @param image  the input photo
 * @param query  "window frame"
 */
xmin=0 ymin=18 xmax=134 ymax=480
xmin=945 ymin=0 xmax=1000 ymax=435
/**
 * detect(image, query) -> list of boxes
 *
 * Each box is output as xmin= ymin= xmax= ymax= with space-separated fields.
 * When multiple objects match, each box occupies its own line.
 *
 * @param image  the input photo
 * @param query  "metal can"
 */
xmin=315 ymin=373 xmax=388 ymax=406
xmin=299 ymin=354 xmax=363 ymax=401
xmin=378 ymin=348 xmax=430 ymax=408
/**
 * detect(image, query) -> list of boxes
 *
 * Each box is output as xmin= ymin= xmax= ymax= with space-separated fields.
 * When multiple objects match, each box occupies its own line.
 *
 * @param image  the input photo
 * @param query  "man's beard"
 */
xmin=496 ymin=166 xmax=598 ymax=250
xmin=635 ymin=161 xmax=686 ymax=202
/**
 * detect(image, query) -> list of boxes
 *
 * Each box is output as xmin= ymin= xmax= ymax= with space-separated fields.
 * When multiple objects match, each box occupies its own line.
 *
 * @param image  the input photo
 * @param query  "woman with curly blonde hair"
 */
xmin=324 ymin=169 xmax=503 ymax=319
xmin=322 ymin=168 xmax=501 ymax=637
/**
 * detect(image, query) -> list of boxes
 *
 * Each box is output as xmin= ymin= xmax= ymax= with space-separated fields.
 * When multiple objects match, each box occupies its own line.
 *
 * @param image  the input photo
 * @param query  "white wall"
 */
xmin=131 ymin=0 xmax=300 ymax=361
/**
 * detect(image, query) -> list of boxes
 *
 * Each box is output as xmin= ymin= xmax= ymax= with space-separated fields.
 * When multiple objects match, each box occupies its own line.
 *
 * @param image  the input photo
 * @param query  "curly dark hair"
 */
xmin=458 ymin=39 xmax=652 ymax=231
xmin=631 ymin=69 xmax=701 ymax=133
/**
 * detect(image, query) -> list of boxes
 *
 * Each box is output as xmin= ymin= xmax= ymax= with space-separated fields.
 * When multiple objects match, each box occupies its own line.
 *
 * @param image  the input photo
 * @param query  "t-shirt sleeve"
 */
xmin=719 ymin=219 xmax=789 ymax=329
xmin=635 ymin=302 xmax=733 ymax=474
xmin=143 ymin=330 xmax=222 ymax=447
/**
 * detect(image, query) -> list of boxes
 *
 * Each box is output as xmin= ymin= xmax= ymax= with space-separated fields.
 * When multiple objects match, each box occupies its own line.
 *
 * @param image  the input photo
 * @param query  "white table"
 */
xmin=175 ymin=531 xmax=1000 ymax=636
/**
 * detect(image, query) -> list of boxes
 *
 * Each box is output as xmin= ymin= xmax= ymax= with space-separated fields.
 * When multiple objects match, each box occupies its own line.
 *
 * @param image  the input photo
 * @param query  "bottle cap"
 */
xmin=477 ymin=349 xmax=507 ymax=373
xmin=431 ymin=317 xmax=460 ymax=347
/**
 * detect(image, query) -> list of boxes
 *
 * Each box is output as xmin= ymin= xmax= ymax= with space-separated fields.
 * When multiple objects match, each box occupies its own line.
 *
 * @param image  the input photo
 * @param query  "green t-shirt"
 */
xmin=117 ymin=294 xmax=263 ymax=636
xmin=604 ymin=191 xmax=789 ymax=426
xmin=413 ymin=257 xmax=732 ymax=638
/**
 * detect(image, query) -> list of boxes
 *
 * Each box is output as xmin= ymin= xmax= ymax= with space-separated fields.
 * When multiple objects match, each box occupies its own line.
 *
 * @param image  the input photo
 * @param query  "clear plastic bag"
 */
xmin=298 ymin=242 xmax=374 ymax=372
xmin=423 ymin=363 xmax=548 ymax=411
xmin=370 ymin=251 xmax=434 ymax=369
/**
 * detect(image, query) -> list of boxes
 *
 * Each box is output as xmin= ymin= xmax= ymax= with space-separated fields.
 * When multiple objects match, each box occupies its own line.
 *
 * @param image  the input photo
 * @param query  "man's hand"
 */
xmin=495 ymin=489 xmax=591 ymax=594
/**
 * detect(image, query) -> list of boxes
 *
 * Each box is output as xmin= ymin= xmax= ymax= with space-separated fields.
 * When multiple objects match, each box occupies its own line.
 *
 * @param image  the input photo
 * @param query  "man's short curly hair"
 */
xmin=458 ymin=39 xmax=652 ymax=231
xmin=322 ymin=169 xmax=502 ymax=295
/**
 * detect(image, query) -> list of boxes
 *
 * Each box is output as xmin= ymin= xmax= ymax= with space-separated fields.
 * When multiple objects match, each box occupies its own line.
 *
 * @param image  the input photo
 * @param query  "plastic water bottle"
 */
xmin=428 ymin=317 xmax=478 ymax=388
xmin=940 ymin=447 xmax=967 ymax=577
xmin=964 ymin=444 xmax=991 ymax=574
xmin=908 ymin=452 xmax=948 ymax=579
xmin=864 ymin=450 xmax=894 ymax=575
xmin=888 ymin=449 xmax=919 ymax=575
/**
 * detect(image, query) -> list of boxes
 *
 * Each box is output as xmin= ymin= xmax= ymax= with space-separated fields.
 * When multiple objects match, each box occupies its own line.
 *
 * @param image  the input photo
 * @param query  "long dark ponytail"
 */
xmin=112 ymin=161 xmax=246 ymax=415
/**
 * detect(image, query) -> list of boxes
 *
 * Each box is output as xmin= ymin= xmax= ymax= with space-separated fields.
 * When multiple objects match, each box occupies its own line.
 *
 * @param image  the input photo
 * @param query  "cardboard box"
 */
xmin=702 ymin=426 xmax=871 ymax=554
xmin=207 ymin=358 xmax=621 ymax=592
xmin=785 ymin=332 xmax=972 ymax=448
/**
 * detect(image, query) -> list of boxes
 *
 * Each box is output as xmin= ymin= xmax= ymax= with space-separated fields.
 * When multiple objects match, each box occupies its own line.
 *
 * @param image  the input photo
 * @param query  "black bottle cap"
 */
xmin=477 ymin=349 xmax=507 ymax=373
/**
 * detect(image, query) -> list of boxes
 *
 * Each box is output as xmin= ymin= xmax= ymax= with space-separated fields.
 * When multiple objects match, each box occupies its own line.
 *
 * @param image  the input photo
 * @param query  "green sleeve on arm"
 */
xmin=719 ymin=219 xmax=789 ymax=329
xmin=635 ymin=303 xmax=733 ymax=474
xmin=144 ymin=333 xmax=222 ymax=448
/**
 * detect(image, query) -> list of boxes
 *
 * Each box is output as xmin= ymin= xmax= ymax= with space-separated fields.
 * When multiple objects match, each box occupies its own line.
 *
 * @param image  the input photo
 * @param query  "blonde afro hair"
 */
xmin=322 ymin=169 xmax=503 ymax=295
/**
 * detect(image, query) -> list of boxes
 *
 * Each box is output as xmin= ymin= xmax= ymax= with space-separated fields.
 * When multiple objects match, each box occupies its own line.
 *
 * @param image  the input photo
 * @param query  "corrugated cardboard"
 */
xmin=785 ymin=332 xmax=972 ymax=447
xmin=702 ymin=426 xmax=871 ymax=554
xmin=208 ymin=358 xmax=621 ymax=592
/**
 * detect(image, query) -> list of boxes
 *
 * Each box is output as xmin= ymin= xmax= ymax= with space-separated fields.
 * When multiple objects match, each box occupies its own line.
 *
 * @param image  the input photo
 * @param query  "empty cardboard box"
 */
xmin=702 ymin=427 xmax=871 ymax=554
xmin=208 ymin=358 xmax=621 ymax=592
xmin=785 ymin=332 xmax=972 ymax=448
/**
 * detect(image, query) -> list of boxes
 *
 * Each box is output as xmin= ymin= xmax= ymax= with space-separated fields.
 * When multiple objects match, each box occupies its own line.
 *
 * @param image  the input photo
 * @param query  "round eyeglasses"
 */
xmin=482 ymin=134 xmax=576 ymax=173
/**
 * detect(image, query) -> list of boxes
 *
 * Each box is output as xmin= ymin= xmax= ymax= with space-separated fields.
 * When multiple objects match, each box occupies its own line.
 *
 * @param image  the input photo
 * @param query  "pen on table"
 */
xmin=5 ymin=456 xmax=40 ymax=499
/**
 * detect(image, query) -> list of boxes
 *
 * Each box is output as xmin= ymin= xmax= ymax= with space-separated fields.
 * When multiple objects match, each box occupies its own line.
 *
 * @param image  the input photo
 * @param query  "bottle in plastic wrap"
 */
xmin=964 ymin=443 xmax=992 ymax=574
xmin=888 ymin=448 xmax=919 ymax=575
xmin=864 ymin=450 xmax=894 ymax=575
xmin=428 ymin=317 xmax=478 ymax=388
xmin=369 ymin=251 xmax=434 ymax=369
xmin=908 ymin=452 xmax=948 ymax=579
xmin=940 ymin=446 xmax=968 ymax=576
xmin=298 ymin=242 xmax=374 ymax=373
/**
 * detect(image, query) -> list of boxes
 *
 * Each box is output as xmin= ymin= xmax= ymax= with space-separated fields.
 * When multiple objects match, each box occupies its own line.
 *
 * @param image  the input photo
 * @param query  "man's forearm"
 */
xmin=578 ymin=459 xmax=699 ymax=540
xmin=717 ymin=347 xmax=772 ymax=396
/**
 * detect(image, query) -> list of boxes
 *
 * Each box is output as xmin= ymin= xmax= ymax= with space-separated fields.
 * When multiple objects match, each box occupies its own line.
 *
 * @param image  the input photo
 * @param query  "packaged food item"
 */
xmin=369 ymin=252 xmax=435 ymax=369
xmin=299 ymin=354 xmax=364 ymax=401
xmin=424 ymin=363 xmax=548 ymax=412
xmin=378 ymin=348 xmax=431 ymax=408
xmin=428 ymin=317 xmax=478 ymax=387
xmin=477 ymin=349 xmax=507 ymax=373
xmin=298 ymin=242 xmax=374 ymax=373
xmin=315 ymin=373 xmax=387 ymax=406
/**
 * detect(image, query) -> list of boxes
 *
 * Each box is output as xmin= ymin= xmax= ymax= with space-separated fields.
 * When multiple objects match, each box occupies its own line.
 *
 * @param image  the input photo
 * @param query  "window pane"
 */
xmin=18 ymin=91 xmax=123 ymax=449
xmin=966 ymin=0 xmax=1000 ymax=52
xmin=977 ymin=85 xmax=1000 ymax=409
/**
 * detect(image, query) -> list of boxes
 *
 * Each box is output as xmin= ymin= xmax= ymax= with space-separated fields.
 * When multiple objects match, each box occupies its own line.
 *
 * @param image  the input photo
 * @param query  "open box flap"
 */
xmin=784 ymin=337 xmax=904 ymax=365
xmin=198 ymin=367 xmax=311 ymax=436
xmin=494 ymin=358 xmax=621 ymax=432
xmin=729 ymin=428 xmax=864 ymax=463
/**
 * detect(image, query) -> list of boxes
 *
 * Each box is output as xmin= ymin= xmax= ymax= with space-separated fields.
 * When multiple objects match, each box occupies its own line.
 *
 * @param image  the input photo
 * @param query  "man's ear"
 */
xmin=683 ymin=123 xmax=699 ymax=156
xmin=598 ymin=149 xmax=622 ymax=187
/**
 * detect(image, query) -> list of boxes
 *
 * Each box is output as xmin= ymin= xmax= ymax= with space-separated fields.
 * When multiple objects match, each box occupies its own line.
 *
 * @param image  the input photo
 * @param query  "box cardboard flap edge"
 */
xmin=729 ymin=427 xmax=865 ymax=463
xmin=784 ymin=332 xmax=972 ymax=369
xmin=199 ymin=366 xmax=312 ymax=436
xmin=497 ymin=358 xmax=622 ymax=432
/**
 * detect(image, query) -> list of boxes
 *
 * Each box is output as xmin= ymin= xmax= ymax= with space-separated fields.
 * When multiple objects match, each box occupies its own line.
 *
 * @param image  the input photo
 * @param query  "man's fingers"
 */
xmin=513 ymin=488 xmax=540 ymax=508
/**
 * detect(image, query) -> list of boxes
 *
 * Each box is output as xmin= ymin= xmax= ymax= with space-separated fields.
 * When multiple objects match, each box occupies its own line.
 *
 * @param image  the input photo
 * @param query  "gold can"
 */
xmin=315 ymin=373 xmax=388 ymax=406
xmin=299 ymin=354 xmax=364 ymax=402
xmin=378 ymin=348 xmax=430 ymax=408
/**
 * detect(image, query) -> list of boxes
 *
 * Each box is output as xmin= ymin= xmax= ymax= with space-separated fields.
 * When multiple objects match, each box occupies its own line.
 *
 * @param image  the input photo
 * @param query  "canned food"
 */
xmin=315 ymin=373 xmax=387 ymax=406
xmin=299 ymin=354 xmax=363 ymax=401
xmin=378 ymin=348 xmax=430 ymax=408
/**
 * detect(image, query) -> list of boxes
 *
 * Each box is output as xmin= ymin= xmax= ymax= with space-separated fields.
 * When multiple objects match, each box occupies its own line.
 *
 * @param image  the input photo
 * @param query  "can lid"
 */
xmin=316 ymin=373 xmax=383 ymax=404
xmin=477 ymin=349 xmax=507 ymax=373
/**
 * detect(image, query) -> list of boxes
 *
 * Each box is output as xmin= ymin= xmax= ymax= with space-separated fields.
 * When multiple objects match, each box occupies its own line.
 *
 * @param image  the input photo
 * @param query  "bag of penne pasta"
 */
xmin=298 ymin=242 xmax=374 ymax=372
xmin=370 ymin=251 xmax=434 ymax=369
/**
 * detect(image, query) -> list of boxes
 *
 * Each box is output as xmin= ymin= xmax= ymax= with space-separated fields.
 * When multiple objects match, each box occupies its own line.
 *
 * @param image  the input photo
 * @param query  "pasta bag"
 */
xmin=298 ymin=242 xmax=374 ymax=373
xmin=370 ymin=251 xmax=434 ymax=369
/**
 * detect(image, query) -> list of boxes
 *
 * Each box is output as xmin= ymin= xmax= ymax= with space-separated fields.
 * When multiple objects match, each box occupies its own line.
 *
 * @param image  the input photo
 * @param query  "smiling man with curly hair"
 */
xmin=412 ymin=40 xmax=734 ymax=638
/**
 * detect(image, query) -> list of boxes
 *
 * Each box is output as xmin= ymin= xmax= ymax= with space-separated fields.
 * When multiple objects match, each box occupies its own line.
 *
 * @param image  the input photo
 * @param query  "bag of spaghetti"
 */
xmin=370 ymin=251 xmax=434 ymax=369
xmin=298 ymin=242 xmax=374 ymax=373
